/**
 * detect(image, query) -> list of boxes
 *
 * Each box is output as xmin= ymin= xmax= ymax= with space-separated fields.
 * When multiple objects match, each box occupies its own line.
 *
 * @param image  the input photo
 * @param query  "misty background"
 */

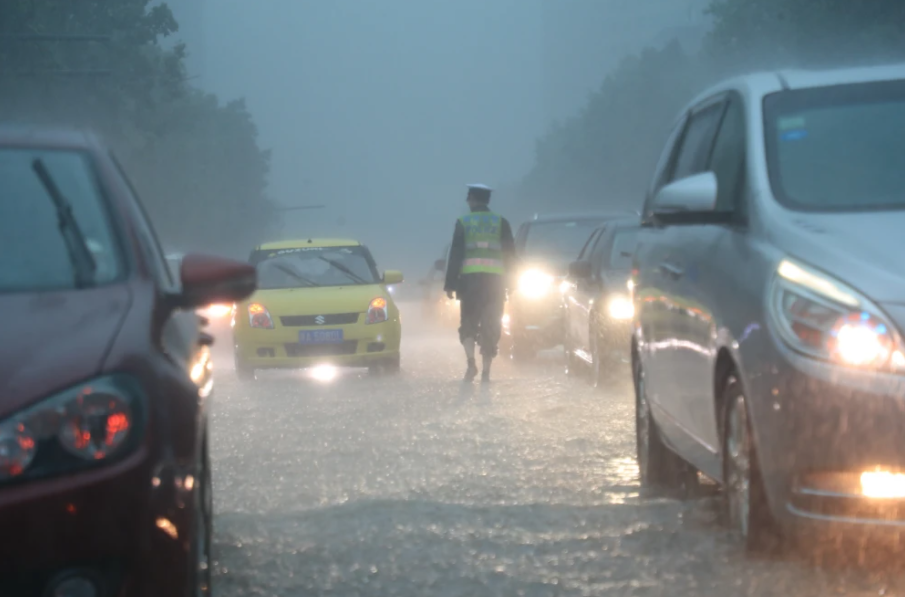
xmin=164 ymin=0 xmax=709 ymax=275
xmin=4 ymin=0 xmax=904 ymax=278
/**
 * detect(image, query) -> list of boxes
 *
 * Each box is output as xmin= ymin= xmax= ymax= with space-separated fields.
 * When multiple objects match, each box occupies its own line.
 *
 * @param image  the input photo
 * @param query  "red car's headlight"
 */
xmin=0 ymin=375 xmax=146 ymax=484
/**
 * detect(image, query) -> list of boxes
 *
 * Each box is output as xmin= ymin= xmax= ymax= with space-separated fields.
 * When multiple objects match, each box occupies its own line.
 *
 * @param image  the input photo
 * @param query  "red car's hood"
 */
xmin=0 ymin=285 xmax=131 ymax=419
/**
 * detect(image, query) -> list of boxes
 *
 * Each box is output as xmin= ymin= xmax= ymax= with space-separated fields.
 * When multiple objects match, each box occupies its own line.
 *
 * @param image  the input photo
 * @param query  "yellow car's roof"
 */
xmin=255 ymin=238 xmax=361 ymax=250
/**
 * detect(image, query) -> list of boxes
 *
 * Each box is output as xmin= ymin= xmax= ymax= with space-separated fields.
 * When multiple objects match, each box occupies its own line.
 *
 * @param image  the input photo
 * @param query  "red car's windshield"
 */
xmin=0 ymin=149 xmax=121 ymax=292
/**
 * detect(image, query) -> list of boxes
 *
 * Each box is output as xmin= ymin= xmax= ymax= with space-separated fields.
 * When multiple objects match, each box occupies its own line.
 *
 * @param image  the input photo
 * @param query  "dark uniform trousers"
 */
xmin=457 ymin=272 xmax=507 ymax=358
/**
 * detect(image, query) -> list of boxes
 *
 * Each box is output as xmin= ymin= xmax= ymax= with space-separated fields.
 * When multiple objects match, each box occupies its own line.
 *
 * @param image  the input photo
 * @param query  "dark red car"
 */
xmin=0 ymin=127 xmax=256 ymax=597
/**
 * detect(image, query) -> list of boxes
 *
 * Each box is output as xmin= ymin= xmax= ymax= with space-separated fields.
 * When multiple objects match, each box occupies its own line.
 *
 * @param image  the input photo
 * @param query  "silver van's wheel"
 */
xmin=721 ymin=375 xmax=782 ymax=554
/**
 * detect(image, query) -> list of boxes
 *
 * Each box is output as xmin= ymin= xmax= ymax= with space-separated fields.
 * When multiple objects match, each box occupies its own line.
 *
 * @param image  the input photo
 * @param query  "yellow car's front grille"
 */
xmin=284 ymin=340 xmax=359 ymax=357
xmin=279 ymin=313 xmax=360 ymax=327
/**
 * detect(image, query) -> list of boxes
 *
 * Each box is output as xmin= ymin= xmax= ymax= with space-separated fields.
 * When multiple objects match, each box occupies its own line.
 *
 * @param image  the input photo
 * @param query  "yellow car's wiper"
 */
xmin=32 ymin=158 xmax=97 ymax=288
xmin=273 ymin=262 xmax=319 ymax=287
xmin=317 ymin=256 xmax=368 ymax=284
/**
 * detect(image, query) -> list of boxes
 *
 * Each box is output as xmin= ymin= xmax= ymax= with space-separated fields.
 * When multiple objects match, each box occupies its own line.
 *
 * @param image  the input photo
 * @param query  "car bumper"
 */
xmin=745 ymin=330 xmax=905 ymax=534
xmin=0 ymin=444 xmax=195 ymax=597
xmin=505 ymin=294 xmax=564 ymax=348
xmin=235 ymin=320 xmax=401 ymax=369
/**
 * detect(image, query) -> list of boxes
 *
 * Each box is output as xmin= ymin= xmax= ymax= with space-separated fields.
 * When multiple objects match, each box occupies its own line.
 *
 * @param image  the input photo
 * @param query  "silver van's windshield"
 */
xmin=764 ymin=80 xmax=905 ymax=211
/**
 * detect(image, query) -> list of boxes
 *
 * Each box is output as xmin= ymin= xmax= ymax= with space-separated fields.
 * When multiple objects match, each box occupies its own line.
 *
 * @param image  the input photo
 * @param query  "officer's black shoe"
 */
xmin=464 ymin=358 xmax=478 ymax=382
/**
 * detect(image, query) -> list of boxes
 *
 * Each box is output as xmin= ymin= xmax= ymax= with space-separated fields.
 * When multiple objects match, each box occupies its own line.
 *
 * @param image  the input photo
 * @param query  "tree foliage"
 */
xmin=0 ymin=0 xmax=275 ymax=257
xmin=520 ymin=41 xmax=711 ymax=214
xmin=520 ymin=0 xmax=905 ymax=213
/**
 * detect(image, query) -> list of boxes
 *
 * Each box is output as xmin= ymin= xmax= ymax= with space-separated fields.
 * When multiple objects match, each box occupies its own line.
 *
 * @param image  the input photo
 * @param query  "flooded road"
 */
xmin=208 ymin=302 xmax=905 ymax=596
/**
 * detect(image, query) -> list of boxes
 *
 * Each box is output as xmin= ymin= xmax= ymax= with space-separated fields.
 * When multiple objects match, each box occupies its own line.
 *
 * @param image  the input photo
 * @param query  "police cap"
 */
xmin=466 ymin=183 xmax=492 ymax=203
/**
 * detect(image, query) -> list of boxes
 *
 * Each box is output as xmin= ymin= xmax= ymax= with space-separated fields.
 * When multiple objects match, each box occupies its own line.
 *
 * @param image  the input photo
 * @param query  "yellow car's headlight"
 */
xmin=607 ymin=295 xmax=634 ymax=320
xmin=770 ymin=258 xmax=905 ymax=371
xmin=518 ymin=269 xmax=554 ymax=299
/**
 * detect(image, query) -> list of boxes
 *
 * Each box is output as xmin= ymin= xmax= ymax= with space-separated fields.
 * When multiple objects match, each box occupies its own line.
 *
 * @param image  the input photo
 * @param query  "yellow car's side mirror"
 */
xmin=383 ymin=270 xmax=404 ymax=285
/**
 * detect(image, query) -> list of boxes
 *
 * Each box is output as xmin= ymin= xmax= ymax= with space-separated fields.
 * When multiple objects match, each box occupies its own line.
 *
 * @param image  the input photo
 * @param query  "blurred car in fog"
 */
xmin=418 ymin=244 xmax=459 ymax=326
xmin=0 ymin=127 xmax=256 ymax=596
xmin=632 ymin=64 xmax=905 ymax=553
xmin=233 ymin=238 xmax=403 ymax=379
xmin=562 ymin=217 xmax=639 ymax=385
xmin=504 ymin=212 xmax=635 ymax=360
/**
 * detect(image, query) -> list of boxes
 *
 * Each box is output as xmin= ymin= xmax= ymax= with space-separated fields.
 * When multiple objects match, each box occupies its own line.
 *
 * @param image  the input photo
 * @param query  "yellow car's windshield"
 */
xmin=250 ymin=246 xmax=380 ymax=289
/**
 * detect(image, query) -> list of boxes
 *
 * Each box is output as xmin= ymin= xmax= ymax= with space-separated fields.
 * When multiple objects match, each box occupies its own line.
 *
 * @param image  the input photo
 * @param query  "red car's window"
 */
xmin=0 ymin=148 xmax=122 ymax=292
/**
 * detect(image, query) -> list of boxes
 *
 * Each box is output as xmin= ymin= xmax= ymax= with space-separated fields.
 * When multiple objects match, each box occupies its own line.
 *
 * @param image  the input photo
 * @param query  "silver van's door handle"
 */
xmin=658 ymin=261 xmax=684 ymax=279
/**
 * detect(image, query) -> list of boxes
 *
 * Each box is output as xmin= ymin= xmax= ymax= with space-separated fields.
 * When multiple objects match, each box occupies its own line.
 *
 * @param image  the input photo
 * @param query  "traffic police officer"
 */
xmin=444 ymin=184 xmax=516 ymax=383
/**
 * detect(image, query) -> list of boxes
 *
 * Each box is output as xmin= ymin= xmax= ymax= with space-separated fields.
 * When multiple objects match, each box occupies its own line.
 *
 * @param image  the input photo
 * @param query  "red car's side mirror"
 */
xmin=174 ymin=253 xmax=257 ymax=310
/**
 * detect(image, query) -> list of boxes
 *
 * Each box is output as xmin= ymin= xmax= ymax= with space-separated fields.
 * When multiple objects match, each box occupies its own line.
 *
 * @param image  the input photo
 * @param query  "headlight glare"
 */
xmin=518 ymin=269 xmax=554 ymax=299
xmin=608 ymin=296 xmax=634 ymax=320
xmin=830 ymin=313 xmax=893 ymax=368
xmin=202 ymin=303 xmax=233 ymax=318
xmin=771 ymin=259 xmax=903 ymax=372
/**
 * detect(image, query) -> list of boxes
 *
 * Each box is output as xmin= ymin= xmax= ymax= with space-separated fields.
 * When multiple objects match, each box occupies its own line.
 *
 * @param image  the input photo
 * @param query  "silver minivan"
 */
xmin=632 ymin=64 xmax=905 ymax=552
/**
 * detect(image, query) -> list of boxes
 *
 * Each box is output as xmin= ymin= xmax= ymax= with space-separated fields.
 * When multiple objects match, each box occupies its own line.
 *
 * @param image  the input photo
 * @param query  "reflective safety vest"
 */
xmin=459 ymin=211 xmax=505 ymax=275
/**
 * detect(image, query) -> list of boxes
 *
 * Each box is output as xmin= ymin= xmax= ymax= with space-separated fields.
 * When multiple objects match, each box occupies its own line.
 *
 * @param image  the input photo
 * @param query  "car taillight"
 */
xmin=247 ymin=303 xmax=274 ymax=329
xmin=367 ymin=297 xmax=388 ymax=324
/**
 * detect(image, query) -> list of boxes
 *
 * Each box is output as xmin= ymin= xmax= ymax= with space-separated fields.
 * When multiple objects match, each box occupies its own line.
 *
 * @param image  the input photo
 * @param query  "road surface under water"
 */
xmin=208 ymin=302 xmax=905 ymax=596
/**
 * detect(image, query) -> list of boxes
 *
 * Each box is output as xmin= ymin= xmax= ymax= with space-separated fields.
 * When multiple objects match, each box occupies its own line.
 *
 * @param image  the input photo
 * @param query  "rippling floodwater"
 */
xmin=207 ymin=302 xmax=905 ymax=596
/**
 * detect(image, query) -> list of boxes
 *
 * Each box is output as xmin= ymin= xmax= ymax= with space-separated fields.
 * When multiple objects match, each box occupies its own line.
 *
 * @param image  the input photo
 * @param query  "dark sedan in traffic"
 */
xmin=504 ymin=212 xmax=634 ymax=360
xmin=0 ymin=127 xmax=256 ymax=597
xmin=562 ymin=217 xmax=639 ymax=386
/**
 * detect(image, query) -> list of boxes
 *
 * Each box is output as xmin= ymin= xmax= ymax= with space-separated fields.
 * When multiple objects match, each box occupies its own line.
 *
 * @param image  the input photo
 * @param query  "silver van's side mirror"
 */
xmin=652 ymin=171 xmax=718 ymax=214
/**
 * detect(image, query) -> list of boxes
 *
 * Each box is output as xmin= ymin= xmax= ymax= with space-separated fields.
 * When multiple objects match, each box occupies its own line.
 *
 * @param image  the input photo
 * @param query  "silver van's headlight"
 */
xmin=769 ymin=258 xmax=905 ymax=371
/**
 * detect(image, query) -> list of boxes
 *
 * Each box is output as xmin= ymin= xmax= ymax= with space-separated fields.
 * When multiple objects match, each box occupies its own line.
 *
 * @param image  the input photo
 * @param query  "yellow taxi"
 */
xmin=233 ymin=238 xmax=403 ymax=379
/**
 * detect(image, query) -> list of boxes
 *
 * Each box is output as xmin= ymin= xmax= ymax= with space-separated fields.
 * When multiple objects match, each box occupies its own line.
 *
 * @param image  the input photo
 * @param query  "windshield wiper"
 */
xmin=32 ymin=159 xmax=97 ymax=288
xmin=273 ymin=262 xmax=320 ymax=287
xmin=317 ymin=256 xmax=369 ymax=284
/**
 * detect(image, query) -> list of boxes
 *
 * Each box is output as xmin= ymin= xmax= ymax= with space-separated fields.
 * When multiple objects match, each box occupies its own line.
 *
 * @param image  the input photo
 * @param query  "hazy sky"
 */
xmin=167 ymin=0 xmax=708 ymax=274
xmin=192 ymin=0 xmax=544 ymax=272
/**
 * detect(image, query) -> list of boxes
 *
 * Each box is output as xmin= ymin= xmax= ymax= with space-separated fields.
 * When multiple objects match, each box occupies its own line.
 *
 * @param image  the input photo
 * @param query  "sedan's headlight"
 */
xmin=0 ymin=375 xmax=145 ymax=483
xmin=770 ymin=258 xmax=905 ymax=371
xmin=518 ymin=269 xmax=554 ymax=299
xmin=608 ymin=295 xmax=634 ymax=320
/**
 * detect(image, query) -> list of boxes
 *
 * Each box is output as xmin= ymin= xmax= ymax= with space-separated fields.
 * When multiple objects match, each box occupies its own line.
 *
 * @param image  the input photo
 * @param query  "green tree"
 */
xmin=0 ymin=1 xmax=275 ymax=258
xmin=520 ymin=41 xmax=712 ymax=214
